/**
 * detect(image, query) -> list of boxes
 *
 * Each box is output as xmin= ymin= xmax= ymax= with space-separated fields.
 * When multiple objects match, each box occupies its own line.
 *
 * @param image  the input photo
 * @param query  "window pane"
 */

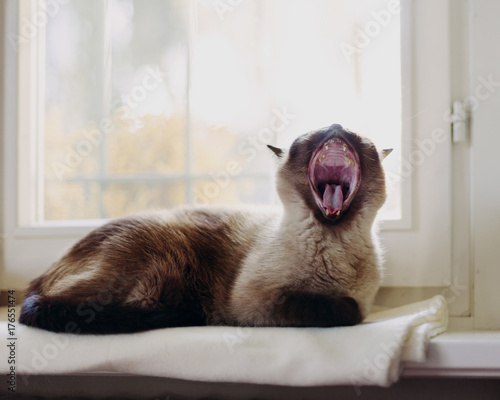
xmin=258 ymin=0 xmax=402 ymax=221
xmin=194 ymin=178 xmax=273 ymax=206
xmin=43 ymin=0 xmax=402 ymax=221
xmin=192 ymin=1 xmax=275 ymax=176
xmin=107 ymin=115 xmax=185 ymax=175
xmin=44 ymin=181 xmax=102 ymax=220
xmin=44 ymin=0 xmax=188 ymax=221
xmin=44 ymin=180 xmax=186 ymax=221
xmin=101 ymin=181 xmax=186 ymax=218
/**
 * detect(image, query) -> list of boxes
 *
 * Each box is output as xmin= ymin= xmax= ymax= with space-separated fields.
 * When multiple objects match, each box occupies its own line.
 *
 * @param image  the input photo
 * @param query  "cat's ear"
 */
xmin=380 ymin=148 xmax=393 ymax=160
xmin=267 ymin=145 xmax=285 ymax=158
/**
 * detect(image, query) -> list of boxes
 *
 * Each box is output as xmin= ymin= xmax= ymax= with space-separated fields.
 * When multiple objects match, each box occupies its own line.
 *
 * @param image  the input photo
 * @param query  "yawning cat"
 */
xmin=20 ymin=124 xmax=391 ymax=334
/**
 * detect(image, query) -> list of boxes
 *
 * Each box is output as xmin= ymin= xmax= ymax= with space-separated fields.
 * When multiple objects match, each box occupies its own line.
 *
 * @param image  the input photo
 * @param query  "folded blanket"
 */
xmin=0 ymin=295 xmax=447 ymax=387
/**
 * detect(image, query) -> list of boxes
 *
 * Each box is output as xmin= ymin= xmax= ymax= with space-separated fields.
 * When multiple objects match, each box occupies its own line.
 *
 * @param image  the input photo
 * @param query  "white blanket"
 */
xmin=0 ymin=295 xmax=447 ymax=387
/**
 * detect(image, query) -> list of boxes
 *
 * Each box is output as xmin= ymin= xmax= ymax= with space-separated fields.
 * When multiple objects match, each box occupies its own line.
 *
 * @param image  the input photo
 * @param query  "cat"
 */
xmin=20 ymin=123 xmax=391 ymax=334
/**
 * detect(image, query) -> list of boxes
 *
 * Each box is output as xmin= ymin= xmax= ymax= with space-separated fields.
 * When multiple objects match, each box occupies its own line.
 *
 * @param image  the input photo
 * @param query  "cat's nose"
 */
xmin=330 ymin=124 xmax=343 ymax=132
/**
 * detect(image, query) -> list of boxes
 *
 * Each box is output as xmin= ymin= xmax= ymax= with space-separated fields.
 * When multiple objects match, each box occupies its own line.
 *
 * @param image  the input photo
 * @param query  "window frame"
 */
xmin=468 ymin=0 xmax=500 ymax=330
xmin=1 ymin=0 xmax=478 ymax=323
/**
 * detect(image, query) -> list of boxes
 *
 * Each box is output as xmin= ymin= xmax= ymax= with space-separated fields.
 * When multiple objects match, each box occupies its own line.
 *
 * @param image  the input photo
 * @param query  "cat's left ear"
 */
xmin=267 ymin=145 xmax=285 ymax=158
xmin=380 ymin=148 xmax=393 ymax=161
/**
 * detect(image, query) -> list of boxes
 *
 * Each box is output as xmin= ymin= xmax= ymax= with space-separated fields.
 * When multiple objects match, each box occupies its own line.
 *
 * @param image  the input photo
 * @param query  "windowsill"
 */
xmin=403 ymin=326 xmax=500 ymax=378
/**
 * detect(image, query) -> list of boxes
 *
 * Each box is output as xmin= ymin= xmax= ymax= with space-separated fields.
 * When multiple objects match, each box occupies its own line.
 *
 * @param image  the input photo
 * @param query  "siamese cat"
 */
xmin=20 ymin=124 xmax=391 ymax=334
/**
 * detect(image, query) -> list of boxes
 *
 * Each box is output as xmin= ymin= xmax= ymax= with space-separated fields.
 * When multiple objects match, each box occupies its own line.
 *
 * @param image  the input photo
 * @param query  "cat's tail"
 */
xmin=19 ymin=294 xmax=206 ymax=334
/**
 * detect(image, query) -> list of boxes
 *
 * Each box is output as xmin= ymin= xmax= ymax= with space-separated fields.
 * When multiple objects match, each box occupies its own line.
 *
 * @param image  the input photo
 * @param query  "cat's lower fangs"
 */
xmin=324 ymin=209 xmax=341 ymax=216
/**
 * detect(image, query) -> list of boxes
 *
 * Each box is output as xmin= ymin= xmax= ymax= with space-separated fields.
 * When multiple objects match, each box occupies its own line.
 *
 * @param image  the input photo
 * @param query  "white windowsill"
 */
xmin=403 ymin=328 xmax=500 ymax=378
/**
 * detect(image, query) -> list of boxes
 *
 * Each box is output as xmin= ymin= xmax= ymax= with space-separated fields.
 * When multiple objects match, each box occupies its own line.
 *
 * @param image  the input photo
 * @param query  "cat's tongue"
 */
xmin=322 ymin=184 xmax=344 ymax=214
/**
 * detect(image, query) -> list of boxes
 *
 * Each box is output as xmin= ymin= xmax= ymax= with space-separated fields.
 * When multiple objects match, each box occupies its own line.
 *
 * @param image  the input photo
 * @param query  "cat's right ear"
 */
xmin=267 ymin=145 xmax=285 ymax=158
xmin=380 ymin=148 xmax=393 ymax=160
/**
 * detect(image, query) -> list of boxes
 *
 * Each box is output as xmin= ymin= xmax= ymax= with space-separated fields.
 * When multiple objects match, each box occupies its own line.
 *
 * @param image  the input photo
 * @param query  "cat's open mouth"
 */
xmin=308 ymin=136 xmax=361 ymax=220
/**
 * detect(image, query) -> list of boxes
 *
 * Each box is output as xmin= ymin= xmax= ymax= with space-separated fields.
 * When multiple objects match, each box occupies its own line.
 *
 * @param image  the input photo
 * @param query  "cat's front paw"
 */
xmin=273 ymin=292 xmax=362 ymax=327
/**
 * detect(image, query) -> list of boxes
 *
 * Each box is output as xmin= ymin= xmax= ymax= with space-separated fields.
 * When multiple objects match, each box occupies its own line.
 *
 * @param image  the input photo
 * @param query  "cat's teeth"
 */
xmin=325 ymin=209 xmax=341 ymax=217
xmin=346 ymin=154 xmax=354 ymax=166
xmin=343 ymin=144 xmax=347 ymax=151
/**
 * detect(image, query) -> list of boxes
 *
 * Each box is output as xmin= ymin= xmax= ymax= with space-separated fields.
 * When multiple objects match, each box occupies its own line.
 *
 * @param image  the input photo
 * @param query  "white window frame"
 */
xmin=468 ymin=0 xmax=500 ymax=330
xmin=1 ymin=0 xmax=482 ymax=324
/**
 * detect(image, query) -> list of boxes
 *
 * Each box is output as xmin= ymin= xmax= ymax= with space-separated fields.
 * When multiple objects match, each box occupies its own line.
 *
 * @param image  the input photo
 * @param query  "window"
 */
xmin=2 ymin=0 xmax=473 ymax=321
xmin=35 ymin=0 xmax=403 ymax=222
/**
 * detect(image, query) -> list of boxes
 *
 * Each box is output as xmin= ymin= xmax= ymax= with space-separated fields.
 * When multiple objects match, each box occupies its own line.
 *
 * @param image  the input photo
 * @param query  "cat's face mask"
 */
xmin=269 ymin=124 xmax=391 ymax=224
